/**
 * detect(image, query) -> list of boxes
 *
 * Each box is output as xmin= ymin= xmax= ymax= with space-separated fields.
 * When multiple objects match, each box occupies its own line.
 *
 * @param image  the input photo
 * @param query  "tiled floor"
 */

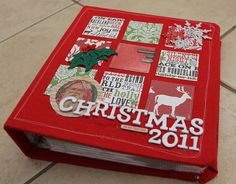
xmin=0 ymin=0 xmax=235 ymax=183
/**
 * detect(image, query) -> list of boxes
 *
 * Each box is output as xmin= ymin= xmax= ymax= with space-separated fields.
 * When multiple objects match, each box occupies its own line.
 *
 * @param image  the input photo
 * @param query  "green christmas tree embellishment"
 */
xmin=68 ymin=45 xmax=117 ymax=72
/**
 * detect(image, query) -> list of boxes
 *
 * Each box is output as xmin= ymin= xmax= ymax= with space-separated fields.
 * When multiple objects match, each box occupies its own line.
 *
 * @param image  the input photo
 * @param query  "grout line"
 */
xmin=220 ymin=81 xmax=236 ymax=95
xmin=0 ymin=3 xmax=75 ymax=44
xmin=71 ymin=0 xmax=85 ymax=7
xmin=24 ymin=162 xmax=57 ymax=184
xmin=220 ymin=25 xmax=236 ymax=40
xmin=220 ymin=25 xmax=236 ymax=94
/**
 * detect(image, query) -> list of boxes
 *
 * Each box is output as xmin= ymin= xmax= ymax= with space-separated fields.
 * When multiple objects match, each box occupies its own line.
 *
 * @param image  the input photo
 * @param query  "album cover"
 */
xmin=4 ymin=6 xmax=220 ymax=184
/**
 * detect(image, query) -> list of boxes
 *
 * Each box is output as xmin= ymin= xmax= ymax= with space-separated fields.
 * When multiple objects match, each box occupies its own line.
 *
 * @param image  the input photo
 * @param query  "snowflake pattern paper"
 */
xmin=165 ymin=21 xmax=212 ymax=50
xmin=123 ymin=20 xmax=163 ymax=44
xmin=45 ymin=65 xmax=97 ymax=95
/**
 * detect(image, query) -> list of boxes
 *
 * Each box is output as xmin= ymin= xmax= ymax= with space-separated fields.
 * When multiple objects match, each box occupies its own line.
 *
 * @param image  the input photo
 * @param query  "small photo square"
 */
xmin=82 ymin=16 xmax=124 ymax=39
xmin=109 ymin=43 xmax=156 ymax=73
xmin=156 ymin=50 xmax=199 ymax=81
xmin=145 ymin=80 xmax=195 ymax=120
xmin=100 ymin=71 xmax=145 ymax=108
xmin=123 ymin=20 xmax=163 ymax=44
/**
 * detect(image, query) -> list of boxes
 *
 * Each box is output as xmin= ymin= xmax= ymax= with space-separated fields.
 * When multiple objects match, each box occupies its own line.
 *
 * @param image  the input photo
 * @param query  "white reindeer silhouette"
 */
xmin=153 ymin=86 xmax=191 ymax=117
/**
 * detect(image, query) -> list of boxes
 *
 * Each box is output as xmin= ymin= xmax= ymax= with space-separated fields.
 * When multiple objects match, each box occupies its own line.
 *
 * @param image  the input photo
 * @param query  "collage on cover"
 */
xmin=46 ymin=15 xmax=212 ymax=121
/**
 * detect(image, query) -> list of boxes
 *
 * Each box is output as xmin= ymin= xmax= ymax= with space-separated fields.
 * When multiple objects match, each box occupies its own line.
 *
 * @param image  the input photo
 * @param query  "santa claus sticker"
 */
xmin=50 ymin=76 xmax=102 ymax=117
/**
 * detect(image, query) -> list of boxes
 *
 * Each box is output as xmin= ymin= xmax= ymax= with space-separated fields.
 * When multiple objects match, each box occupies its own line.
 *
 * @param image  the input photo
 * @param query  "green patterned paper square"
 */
xmin=123 ymin=20 xmax=163 ymax=44
xmin=44 ymin=64 xmax=97 ymax=95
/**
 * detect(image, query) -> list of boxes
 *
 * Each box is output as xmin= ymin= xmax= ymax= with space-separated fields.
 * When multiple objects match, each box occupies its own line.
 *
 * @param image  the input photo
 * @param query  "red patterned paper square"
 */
xmin=65 ymin=37 xmax=112 ymax=66
xmin=109 ymin=43 xmax=155 ymax=73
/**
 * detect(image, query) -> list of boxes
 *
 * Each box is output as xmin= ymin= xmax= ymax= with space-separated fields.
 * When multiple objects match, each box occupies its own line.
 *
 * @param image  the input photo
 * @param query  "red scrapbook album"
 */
xmin=4 ymin=6 xmax=220 ymax=183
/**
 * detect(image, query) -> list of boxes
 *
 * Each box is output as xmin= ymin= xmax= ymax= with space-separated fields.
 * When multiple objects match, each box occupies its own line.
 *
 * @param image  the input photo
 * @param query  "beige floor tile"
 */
xmin=213 ymin=87 xmax=236 ymax=184
xmin=221 ymin=30 xmax=236 ymax=89
xmin=0 ymin=130 xmax=50 ymax=184
xmin=80 ymin=0 xmax=236 ymax=34
xmin=25 ymin=87 xmax=236 ymax=184
xmin=0 ymin=4 xmax=82 ymax=184
xmin=0 ymin=0 xmax=73 ymax=42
